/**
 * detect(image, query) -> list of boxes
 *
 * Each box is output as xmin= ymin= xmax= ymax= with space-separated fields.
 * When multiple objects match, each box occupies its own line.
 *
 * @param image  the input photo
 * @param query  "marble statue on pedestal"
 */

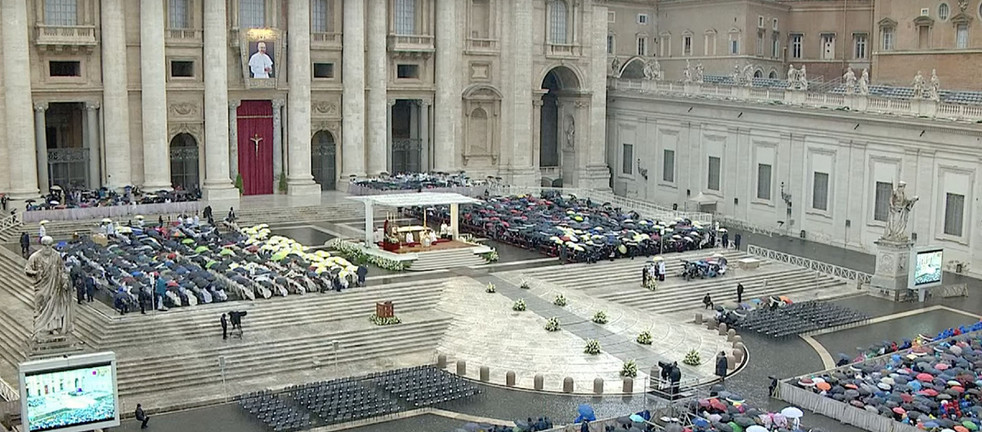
xmin=843 ymin=68 xmax=857 ymax=94
xmin=24 ymin=236 xmax=73 ymax=340
xmin=732 ymin=65 xmax=740 ymax=84
xmin=787 ymin=64 xmax=797 ymax=89
xmin=742 ymin=64 xmax=754 ymax=87
xmin=912 ymin=71 xmax=925 ymax=98
xmin=858 ymin=69 xmax=870 ymax=95
xmin=882 ymin=182 xmax=919 ymax=243
xmin=928 ymin=69 xmax=941 ymax=101
xmin=798 ymin=65 xmax=808 ymax=91
xmin=694 ymin=63 xmax=704 ymax=83
xmin=682 ymin=60 xmax=692 ymax=83
xmin=610 ymin=56 xmax=622 ymax=77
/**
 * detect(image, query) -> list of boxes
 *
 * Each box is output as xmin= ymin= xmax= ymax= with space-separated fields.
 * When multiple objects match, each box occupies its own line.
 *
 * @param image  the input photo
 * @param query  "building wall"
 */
xmin=608 ymin=91 xmax=982 ymax=276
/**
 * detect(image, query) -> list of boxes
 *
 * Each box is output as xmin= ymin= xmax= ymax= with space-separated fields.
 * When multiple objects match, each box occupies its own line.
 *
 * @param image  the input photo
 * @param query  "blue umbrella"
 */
xmin=575 ymin=404 xmax=596 ymax=423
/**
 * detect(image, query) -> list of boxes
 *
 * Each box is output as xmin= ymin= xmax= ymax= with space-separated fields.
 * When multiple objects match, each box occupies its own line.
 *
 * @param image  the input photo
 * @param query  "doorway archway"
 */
xmin=539 ymin=66 xmax=581 ymax=169
xmin=311 ymin=130 xmax=337 ymax=190
xmin=169 ymin=133 xmax=199 ymax=190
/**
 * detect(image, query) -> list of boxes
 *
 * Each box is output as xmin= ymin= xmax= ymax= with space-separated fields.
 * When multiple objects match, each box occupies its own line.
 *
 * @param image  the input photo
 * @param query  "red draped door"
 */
xmin=237 ymin=100 xmax=274 ymax=195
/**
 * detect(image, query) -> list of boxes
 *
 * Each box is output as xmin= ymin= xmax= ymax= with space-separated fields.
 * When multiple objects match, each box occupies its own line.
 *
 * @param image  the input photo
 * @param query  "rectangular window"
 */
xmin=607 ymin=35 xmax=615 ymax=54
xmin=707 ymin=156 xmax=721 ymax=191
xmin=622 ymin=144 xmax=634 ymax=175
xmin=944 ymin=193 xmax=965 ymax=236
xmin=638 ymin=14 xmax=648 ymax=25
xmin=812 ymin=172 xmax=829 ymax=211
xmin=170 ymin=60 xmax=194 ymax=78
xmin=396 ymin=64 xmax=419 ymax=79
xmin=659 ymin=36 xmax=669 ymax=57
xmin=758 ymin=16 xmax=764 ymax=28
xmin=704 ymin=33 xmax=716 ymax=56
xmin=957 ymin=24 xmax=969 ymax=48
xmin=240 ymin=0 xmax=265 ymax=28
xmin=756 ymin=31 xmax=764 ymax=56
xmin=854 ymin=33 xmax=867 ymax=59
xmin=607 ymin=11 xmax=615 ymax=23
xmin=882 ymin=28 xmax=894 ymax=50
xmin=821 ymin=33 xmax=835 ymax=59
xmin=683 ymin=36 xmax=692 ymax=55
xmin=637 ymin=37 xmax=647 ymax=56
xmin=311 ymin=0 xmax=330 ymax=33
xmin=395 ymin=0 xmax=417 ymax=35
xmin=663 ymin=150 xmax=675 ymax=182
xmin=873 ymin=181 xmax=892 ymax=222
xmin=729 ymin=37 xmax=739 ymax=55
xmin=45 ymin=0 xmax=78 ymax=26
xmin=790 ymin=34 xmax=803 ymax=58
xmin=49 ymin=61 xmax=80 ymax=77
xmin=918 ymin=26 xmax=929 ymax=49
xmin=757 ymin=164 xmax=772 ymax=200
xmin=168 ymin=0 xmax=190 ymax=29
xmin=313 ymin=62 xmax=335 ymax=78
xmin=771 ymin=33 xmax=780 ymax=58
xmin=772 ymin=18 xmax=779 ymax=31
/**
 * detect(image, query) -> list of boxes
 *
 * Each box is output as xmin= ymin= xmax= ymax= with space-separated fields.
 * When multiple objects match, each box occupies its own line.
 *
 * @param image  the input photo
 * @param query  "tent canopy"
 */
xmin=348 ymin=192 xmax=481 ymax=207
xmin=688 ymin=192 xmax=718 ymax=205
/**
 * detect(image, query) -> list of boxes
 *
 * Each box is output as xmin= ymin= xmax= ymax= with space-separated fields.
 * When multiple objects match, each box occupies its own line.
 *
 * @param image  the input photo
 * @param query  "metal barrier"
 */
xmin=778 ymin=383 xmax=919 ymax=432
xmin=0 ymin=213 xmax=19 ymax=239
xmin=0 ymin=375 xmax=17 ymax=402
xmin=746 ymin=244 xmax=873 ymax=285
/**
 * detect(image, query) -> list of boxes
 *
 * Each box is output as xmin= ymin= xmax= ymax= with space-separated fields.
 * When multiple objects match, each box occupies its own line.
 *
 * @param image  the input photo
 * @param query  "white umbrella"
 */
xmin=39 ymin=220 xmax=49 ymax=225
xmin=780 ymin=407 xmax=804 ymax=418
xmin=746 ymin=426 xmax=768 ymax=432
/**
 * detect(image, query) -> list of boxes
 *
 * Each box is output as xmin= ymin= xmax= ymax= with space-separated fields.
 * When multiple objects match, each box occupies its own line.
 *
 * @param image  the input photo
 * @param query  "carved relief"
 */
xmin=169 ymin=102 xmax=200 ymax=118
xmin=462 ymin=84 xmax=502 ymax=162
xmin=167 ymin=122 xmax=203 ymax=142
xmin=312 ymin=100 xmax=339 ymax=116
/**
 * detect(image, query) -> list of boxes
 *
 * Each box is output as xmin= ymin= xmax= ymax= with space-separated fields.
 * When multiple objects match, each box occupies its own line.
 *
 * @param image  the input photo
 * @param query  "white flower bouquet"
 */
xmin=545 ymin=317 xmax=561 ymax=332
xmin=513 ymin=299 xmax=527 ymax=311
xmin=520 ymin=279 xmax=531 ymax=289
xmin=620 ymin=360 xmax=638 ymax=378
xmin=486 ymin=282 xmax=496 ymax=293
xmin=683 ymin=349 xmax=702 ymax=366
xmin=592 ymin=311 xmax=609 ymax=324
xmin=369 ymin=314 xmax=401 ymax=326
xmin=553 ymin=294 xmax=568 ymax=307
xmin=482 ymin=249 xmax=499 ymax=263
xmin=636 ymin=331 xmax=653 ymax=345
xmin=584 ymin=339 xmax=602 ymax=355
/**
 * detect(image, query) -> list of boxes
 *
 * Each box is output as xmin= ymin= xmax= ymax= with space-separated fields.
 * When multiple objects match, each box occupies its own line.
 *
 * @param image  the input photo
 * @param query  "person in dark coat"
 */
xmin=135 ymin=403 xmax=150 ymax=429
xmin=669 ymin=363 xmax=682 ymax=396
xmin=721 ymin=232 xmax=729 ymax=248
xmin=203 ymin=205 xmax=213 ymax=221
xmin=715 ymin=351 xmax=728 ymax=381
xmin=703 ymin=293 xmax=713 ymax=309
xmin=84 ymin=276 xmax=95 ymax=302
xmin=736 ymin=283 xmax=745 ymax=303
xmin=220 ymin=313 xmax=228 ymax=340
xmin=356 ymin=266 xmax=368 ymax=287
xmin=580 ymin=420 xmax=590 ymax=432
xmin=138 ymin=287 xmax=149 ymax=314
xmin=19 ymin=232 xmax=30 ymax=257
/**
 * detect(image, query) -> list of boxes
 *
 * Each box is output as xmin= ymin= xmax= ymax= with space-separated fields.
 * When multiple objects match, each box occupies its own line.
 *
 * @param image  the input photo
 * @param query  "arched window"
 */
xmin=395 ymin=0 xmax=417 ymax=35
xmin=549 ymin=0 xmax=569 ymax=44
xmin=768 ymin=70 xmax=777 ymax=79
xmin=753 ymin=70 xmax=762 ymax=78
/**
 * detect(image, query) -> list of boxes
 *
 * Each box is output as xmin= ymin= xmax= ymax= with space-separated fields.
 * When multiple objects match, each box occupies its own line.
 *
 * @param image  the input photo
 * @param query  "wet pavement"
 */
xmin=814 ymin=310 xmax=974 ymax=359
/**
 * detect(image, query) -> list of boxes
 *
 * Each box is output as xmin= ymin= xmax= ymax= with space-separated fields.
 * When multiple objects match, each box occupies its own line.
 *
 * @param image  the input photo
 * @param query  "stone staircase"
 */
xmin=408 ymin=248 xmax=487 ymax=272
xmin=0 ymin=248 xmax=35 ymax=380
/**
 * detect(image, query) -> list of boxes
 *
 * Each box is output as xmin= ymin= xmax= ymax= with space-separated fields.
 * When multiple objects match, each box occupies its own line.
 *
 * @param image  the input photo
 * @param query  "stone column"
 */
xmin=420 ymin=101 xmax=430 ymax=171
xmin=86 ymin=103 xmax=101 ymax=188
xmin=272 ymin=99 xmax=284 ymax=192
xmin=433 ymin=0 xmax=460 ymax=172
xmin=141 ymin=0 xmax=171 ymax=190
xmin=33 ymin=103 xmax=49 ymax=191
xmin=505 ymin=0 xmax=535 ymax=186
xmin=582 ymin=2 xmax=610 ymax=189
xmin=386 ymin=100 xmax=395 ymax=172
xmin=531 ymin=90 xmax=547 ymax=169
xmin=409 ymin=102 xmax=419 ymax=171
xmin=100 ymin=0 xmax=132 ymax=189
xmin=341 ymin=0 xmax=366 ymax=178
xmin=286 ymin=0 xmax=320 ymax=196
xmin=229 ymin=101 xmax=239 ymax=180
xmin=2 ymin=0 xmax=39 ymax=199
xmin=365 ymin=0 xmax=387 ymax=175
xmin=202 ymin=0 xmax=239 ymax=201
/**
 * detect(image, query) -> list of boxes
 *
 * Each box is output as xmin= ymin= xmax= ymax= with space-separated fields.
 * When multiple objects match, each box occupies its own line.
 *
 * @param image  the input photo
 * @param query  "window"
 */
xmin=882 ymin=28 xmax=894 ymax=50
xmin=622 ymin=144 xmax=634 ymax=175
xmin=769 ymin=70 xmax=777 ymax=79
xmin=939 ymin=3 xmax=950 ymax=20
xmin=772 ymin=18 xmax=779 ymax=31
xmin=395 ymin=0 xmax=417 ymax=35
xmin=707 ymin=156 xmax=721 ymax=191
xmin=918 ymin=26 xmax=930 ymax=49
xmin=812 ymin=172 xmax=829 ymax=211
xmin=313 ymin=62 xmax=335 ymax=78
xmin=771 ymin=32 xmax=780 ymax=57
xmin=637 ymin=36 xmax=647 ymax=56
xmin=758 ymin=16 xmax=764 ymax=28
xmin=45 ymin=0 xmax=78 ymax=26
xmin=659 ymin=35 xmax=670 ymax=56
xmin=607 ymin=34 xmax=615 ymax=54
xmin=311 ymin=0 xmax=331 ymax=33
xmin=638 ymin=14 xmax=648 ymax=25
xmin=469 ymin=0 xmax=491 ymax=39
xmin=854 ymin=33 xmax=867 ymax=59
xmin=49 ymin=61 xmax=80 ymax=77
xmin=704 ymin=32 xmax=717 ymax=56
xmin=683 ymin=35 xmax=692 ymax=55
xmin=240 ymin=0 xmax=265 ymax=28
xmin=607 ymin=11 xmax=615 ymax=23
xmin=170 ymin=60 xmax=194 ymax=78
xmin=168 ymin=0 xmax=190 ymax=29
xmin=396 ymin=64 xmax=419 ymax=79
xmin=790 ymin=33 xmax=802 ymax=58
xmin=756 ymin=31 xmax=764 ymax=56
xmin=872 ymin=182 xmax=892 ymax=222
xmin=548 ymin=0 xmax=568 ymax=44
xmin=729 ymin=34 xmax=739 ymax=54
xmin=957 ymin=24 xmax=969 ymax=48
xmin=757 ymin=164 xmax=772 ymax=200
xmin=821 ymin=33 xmax=835 ymax=59
xmin=944 ymin=193 xmax=965 ymax=236
xmin=663 ymin=150 xmax=675 ymax=182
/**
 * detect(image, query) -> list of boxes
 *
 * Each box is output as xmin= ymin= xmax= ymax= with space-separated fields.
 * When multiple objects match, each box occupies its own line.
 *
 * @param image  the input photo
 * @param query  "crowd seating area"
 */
xmin=286 ymin=379 xmax=399 ymax=424
xmin=25 ymin=186 xmax=199 ymax=211
xmin=700 ymin=74 xmax=982 ymax=105
xmin=347 ymin=172 xmax=489 ymax=196
xmin=371 ymin=366 xmax=481 ymax=408
xmin=730 ymin=300 xmax=869 ymax=339
xmin=687 ymin=388 xmax=807 ymax=432
xmin=238 ymin=390 xmax=312 ymax=432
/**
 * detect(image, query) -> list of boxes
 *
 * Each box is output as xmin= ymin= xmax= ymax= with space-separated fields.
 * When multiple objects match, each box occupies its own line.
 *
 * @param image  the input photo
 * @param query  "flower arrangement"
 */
xmin=620 ymin=360 xmax=638 ymax=378
xmin=553 ymin=294 xmax=568 ymax=307
xmin=636 ymin=331 xmax=653 ymax=345
xmin=545 ymin=317 xmax=561 ymax=332
xmin=369 ymin=314 xmax=402 ymax=326
xmin=513 ymin=299 xmax=527 ymax=311
xmin=482 ymin=249 xmax=499 ymax=263
xmin=683 ymin=349 xmax=702 ymax=366
xmin=592 ymin=311 xmax=609 ymax=324
xmin=584 ymin=339 xmax=602 ymax=355
xmin=643 ymin=278 xmax=658 ymax=291
xmin=486 ymin=282 xmax=496 ymax=293
xmin=520 ymin=279 xmax=531 ymax=289
xmin=328 ymin=238 xmax=410 ymax=271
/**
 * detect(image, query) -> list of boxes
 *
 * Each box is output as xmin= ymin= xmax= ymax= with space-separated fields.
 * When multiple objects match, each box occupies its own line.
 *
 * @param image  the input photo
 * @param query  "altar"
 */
xmin=348 ymin=192 xmax=482 ymax=251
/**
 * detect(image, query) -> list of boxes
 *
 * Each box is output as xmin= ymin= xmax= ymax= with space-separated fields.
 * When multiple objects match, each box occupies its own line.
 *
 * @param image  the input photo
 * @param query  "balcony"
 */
xmin=545 ymin=43 xmax=582 ymax=59
xmin=166 ymin=28 xmax=202 ymax=46
xmin=35 ymin=24 xmax=97 ymax=52
xmin=387 ymin=34 xmax=434 ymax=58
xmin=466 ymin=37 xmax=499 ymax=55
xmin=311 ymin=32 xmax=342 ymax=50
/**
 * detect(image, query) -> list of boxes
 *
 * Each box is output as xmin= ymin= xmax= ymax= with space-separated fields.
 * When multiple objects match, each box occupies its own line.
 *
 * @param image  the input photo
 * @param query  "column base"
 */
xmin=6 ymin=189 xmax=41 ymax=201
xmin=142 ymin=182 xmax=172 ymax=192
xmin=287 ymin=180 xmax=321 ymax=197
xmin=575 ymin=164 xmax=612 ymax=190
xmin=202 ymin=185 xmax=241 ymax=202
xmin=500 ymin=167 xmax=540 ymax=188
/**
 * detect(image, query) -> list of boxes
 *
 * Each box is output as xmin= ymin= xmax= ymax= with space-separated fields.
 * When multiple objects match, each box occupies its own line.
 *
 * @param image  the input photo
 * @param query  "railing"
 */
xmin=546 ymin=43 xmax=581 ymax=57
xmin=466 ymin=37 xmax=498 ymax=52
xmin=311 ymin=32 xmax=342 ymax=47
xmin=387 ymin=34 xmax=434 ymax=52
xmin=35 ymin=24 xmax=97 ymax=46
xmin=746 ymin=244 xmax=873 ymax=285
xmin=0 ymin=375 xmax=17 ymax=402
xmin=0 ymin=213 xmax=20 ymax=239
xmin=491 ymin=186 xmax=714 ymax=224
xmin=712 ymin=215 xmax=778 ymax=237
xmin=166 ymin=28 xmax=201 ymax=41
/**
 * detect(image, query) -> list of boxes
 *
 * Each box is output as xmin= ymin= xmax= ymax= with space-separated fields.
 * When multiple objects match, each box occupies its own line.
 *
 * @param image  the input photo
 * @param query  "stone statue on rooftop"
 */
xmin=787 ymin=64 xmax=797 ymax=89
xmin=694 ymin=63 xmax=704 ymax=83
xmin=732 ymin=64 xmax=741 ymax=84
xmin=682 ymin=60 xmax=692 ymax=83
xmin=858 ymin=69 xmax=870 ymax=95
xmin=928 ymin=69 xmax=941 ymax=101
xmin=611 ymin=56 xmax=622 ymax=78
xmin=24 ymin=236 xmax=74 ymax=340
xmin=798 ymin=65 xmax=808 ymax=91
xmin=912 ymin=71 xmax=925 ymax=98
xmin=843 ymin=68 xmax=857 ymax=94
xmin=882 ymin=182 xmax=919 ymax=243
xmin=742 ymin=64 xmax=755 ymax=87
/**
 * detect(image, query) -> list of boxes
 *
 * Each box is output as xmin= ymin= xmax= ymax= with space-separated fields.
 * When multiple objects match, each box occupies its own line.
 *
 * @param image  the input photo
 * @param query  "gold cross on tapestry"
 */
xmin=250 ymin=134 xmax=263 ymax=155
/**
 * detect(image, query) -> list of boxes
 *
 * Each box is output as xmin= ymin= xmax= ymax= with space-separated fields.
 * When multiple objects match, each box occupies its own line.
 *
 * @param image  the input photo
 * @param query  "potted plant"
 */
xmin=636 ymin=331 xmax=653 ymax=345
xmin=545 ymin=317 xmax=561 ymax=332
xmin=369 ymin=314 xmax=402 ymax=326
xmin=620 ymin=360 xmax=638 ymax=378
xmin=683 ymin=349 xmax=702 ymax=366
xmin=554 ymin=294 xmax=568 ymax=307
xmin=592 ymin=311 xmax=609 ymax=324
xmin=520 ymin=279 xmax=531 ymax=289
xmin=512 ymin=299 xmax=527 ymax=311
xmin=486 ymin=282 xmax=496 ymax=293
xmin=584 ymin=339 xmax=602 ymax=355
xmin=482 ymin=249 xmax=499 ymax=263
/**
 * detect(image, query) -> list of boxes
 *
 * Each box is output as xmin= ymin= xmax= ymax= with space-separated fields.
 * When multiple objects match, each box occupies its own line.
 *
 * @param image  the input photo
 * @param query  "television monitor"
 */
xmin=18 ymin=352 xmax=120 ymax=432
xmin=910 ymin=248 xmax=944 ymax=289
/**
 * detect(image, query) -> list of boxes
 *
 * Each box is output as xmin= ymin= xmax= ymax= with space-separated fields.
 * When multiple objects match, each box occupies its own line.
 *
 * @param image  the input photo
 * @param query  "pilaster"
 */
xmin=272 ymin=99 xmax=284 ymax=191
xmin=100 ymin=0 xmax=132 ymax=190
xmin=2 ymin=0 xmax=39 ymax=198
xmin=141 ymin=0 xmax=171 ymax=190
xmin=365 ymin=0 xmax=388 ymax=175
xmin=202 ymin=0 xmax=239 ymax=201
xmin=85 ymin=103 xmax=101 ymax=189
xmin=433 ymin=0 xmax=460 ymax=172
xmin=341 ymin=0 xmax=367 ymax=178
xmin=286 ymin=0 xmax=320 ymax=196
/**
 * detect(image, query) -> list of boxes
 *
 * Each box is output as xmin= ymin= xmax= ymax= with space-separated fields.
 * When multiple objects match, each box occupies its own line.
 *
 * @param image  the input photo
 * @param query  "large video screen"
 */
xmin=19 ymin=353 xmax=119 ymax=432
xmin=913 ymin=249 xmax=944 ymax=287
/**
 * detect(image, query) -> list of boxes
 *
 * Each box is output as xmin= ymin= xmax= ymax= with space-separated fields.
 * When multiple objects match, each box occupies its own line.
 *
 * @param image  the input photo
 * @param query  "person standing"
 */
xmin=135 ymin=403 xmax=150 ymax=429
xmin=220 ymin=313 xmax=228 ymax=340
xmin=138 ymin=287 xmax=148 ymax=314
xmin=38 ymin=222 xmax=46 ymax=244
xmin=715 ymin=351 xmax=728 ymax=382
xmin=736 ymin=283 xmax=745 ymax=303
xmin=19 ymin=232 xmax=30 ymax=257
xmin=84 ymin=276 xmax=95 ymax=302
xmin=703 ymin=293 xmax=713 ymax=310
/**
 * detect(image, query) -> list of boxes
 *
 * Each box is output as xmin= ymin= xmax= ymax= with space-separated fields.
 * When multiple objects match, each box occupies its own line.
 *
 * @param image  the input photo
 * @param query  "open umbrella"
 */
xmin=780 ymin=407 xmax=803 ymax=418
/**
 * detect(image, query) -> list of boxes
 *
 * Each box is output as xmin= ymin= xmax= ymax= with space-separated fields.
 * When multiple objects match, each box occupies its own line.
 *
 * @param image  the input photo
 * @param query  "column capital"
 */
xmin=34 ymin=102 xmax=48 ymax=112
xmin=86 ymin=102 xmax=101 ymax=111
xmin=272 ymin=98 xmax=285 ymax=109
xmin=229 ymin=100 xmax=241 ymax=110
xmin=387 ymin=99 xmax=397 ymax=107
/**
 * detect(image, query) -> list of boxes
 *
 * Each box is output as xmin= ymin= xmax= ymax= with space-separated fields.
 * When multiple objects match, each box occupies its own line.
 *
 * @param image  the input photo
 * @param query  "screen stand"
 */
xmin=869 ymin=239 xmax=914 ymax=302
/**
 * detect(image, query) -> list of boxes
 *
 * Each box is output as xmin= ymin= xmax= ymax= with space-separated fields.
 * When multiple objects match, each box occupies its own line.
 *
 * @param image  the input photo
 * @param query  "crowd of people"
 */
xmin=348 ymin=172 xmax=486 ymax=195
xmin=24 ymin=185 xmax=200 ymax=212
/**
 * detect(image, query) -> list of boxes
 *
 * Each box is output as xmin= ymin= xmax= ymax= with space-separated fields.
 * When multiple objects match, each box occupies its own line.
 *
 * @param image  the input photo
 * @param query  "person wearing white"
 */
xmin=249 ymin=42 xmax=273 ymax=78
xmin=428 ymin=230 xmax=438 ymax=244
xmin=38 ymin=224 xmax=46 ymax=243
xmin=404 ymin=232 xmax=414 ymax=244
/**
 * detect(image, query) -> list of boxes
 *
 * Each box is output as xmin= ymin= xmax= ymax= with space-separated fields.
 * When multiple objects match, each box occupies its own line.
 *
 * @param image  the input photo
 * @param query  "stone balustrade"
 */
xmin=35 ymin=24 xmax=97 ymax=48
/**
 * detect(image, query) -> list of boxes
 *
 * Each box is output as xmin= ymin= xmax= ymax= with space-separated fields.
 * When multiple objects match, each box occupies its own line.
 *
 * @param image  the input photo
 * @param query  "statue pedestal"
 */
xmin=869 ymin=239 xmax=913 ymax=301
xmin=29 ymin=334 xmax=82 ymax=360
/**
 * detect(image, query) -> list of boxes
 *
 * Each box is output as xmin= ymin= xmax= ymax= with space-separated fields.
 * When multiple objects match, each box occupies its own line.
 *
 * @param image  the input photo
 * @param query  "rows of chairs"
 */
xmin=372 ymin=366 xmax=481 ymax=407
xmin=238 ymin=390 xmax=312 ymax=432
xmin=286 ymin=379 xmax=399 ymax=424
xmin=732 ymin=300 xmax=869 ymax=338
